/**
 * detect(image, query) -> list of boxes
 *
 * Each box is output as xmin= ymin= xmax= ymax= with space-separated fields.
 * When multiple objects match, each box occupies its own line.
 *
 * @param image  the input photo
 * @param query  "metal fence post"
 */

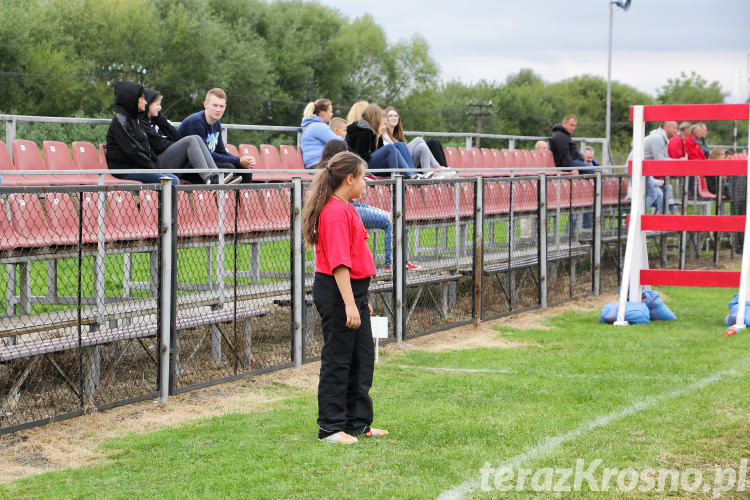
xmin=538 ymin=173 xmax=548 ymax=309
xmin=473 ymin=175 xmax=484 ymax=326
xmin=292 ymin=177 xmax=304 ymax=367
xmin=5 ymin=119 xmax=15 ymax=157
xmin=394 ymin=176 xmax=405 ymax=344
xmin=158 ymin=179 xmax=173 ymax=403
xmin=593 ymin=172 xmax=602 ymax=296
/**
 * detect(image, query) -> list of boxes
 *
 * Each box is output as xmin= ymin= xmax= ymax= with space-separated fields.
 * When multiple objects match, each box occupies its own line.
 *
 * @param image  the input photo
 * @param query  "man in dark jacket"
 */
xmin=105 ymin=81 xmax=179 ymax=184
xmin=549 ymin=114 xmax=593 ymax=231
xmin=549 ymin=114 xmax=593 ymax=174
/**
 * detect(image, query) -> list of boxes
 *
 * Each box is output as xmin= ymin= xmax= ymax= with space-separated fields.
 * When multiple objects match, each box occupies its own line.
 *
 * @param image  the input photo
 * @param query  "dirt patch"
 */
xmin=0 ymin=293 xmax=615 ymax=485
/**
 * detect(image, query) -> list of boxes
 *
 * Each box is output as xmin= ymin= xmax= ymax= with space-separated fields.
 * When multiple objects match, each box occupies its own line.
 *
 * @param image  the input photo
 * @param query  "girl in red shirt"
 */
xmin=302 ymin=151 xmax=388 ymax=444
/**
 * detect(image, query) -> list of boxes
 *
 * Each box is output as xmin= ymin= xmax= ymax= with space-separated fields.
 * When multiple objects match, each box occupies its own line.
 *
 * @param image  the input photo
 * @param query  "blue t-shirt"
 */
xmin=178 ymin=111 xmax=239 ymax=166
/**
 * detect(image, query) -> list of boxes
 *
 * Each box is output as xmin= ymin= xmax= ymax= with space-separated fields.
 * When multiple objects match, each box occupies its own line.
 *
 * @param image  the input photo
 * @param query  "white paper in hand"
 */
xmin=370 ymin=316 xmax=389 ymax=339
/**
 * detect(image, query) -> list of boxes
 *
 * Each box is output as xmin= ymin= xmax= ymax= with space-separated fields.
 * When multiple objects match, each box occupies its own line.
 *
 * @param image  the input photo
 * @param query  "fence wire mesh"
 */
xmin=0 ymin=185 xmax=162 ymax=431
xmin=172 ymin=184 xmax=293 ymax=393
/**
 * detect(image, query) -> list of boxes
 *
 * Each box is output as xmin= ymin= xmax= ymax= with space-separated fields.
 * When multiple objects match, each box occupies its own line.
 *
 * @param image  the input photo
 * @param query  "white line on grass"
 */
xmin=395 ymin=365 xmax=516 ymax=374
xmin=437 ymin=363 xmax=745 ymax=500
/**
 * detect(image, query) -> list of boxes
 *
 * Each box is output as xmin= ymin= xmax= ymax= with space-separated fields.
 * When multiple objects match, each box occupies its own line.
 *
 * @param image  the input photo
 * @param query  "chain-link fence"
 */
xmin=1 ymin=171 xmax=740 ymax=434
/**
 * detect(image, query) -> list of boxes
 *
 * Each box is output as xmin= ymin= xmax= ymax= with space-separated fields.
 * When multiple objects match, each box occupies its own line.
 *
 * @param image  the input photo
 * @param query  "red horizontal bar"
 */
xmin=640 ymin=269 xmax=740 ymax=288
xmin=641 ymin=215 xmax=746 ymax=232
xmin=629 ymin=104 xmax=750 ymax=122
xmin=627 ymin=159 xmax=749 ymax=177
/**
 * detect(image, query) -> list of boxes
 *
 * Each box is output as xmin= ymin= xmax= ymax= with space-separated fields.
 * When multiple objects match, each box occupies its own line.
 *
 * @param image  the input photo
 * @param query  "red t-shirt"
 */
xmin=315 ymin=197 xmax=376 ymax=279
xmin=685 ymin=135 xmax=706 ymax=160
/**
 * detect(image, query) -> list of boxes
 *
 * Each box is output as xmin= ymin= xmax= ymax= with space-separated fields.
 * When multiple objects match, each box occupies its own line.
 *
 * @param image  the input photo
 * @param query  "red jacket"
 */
xmin=685 ymin=135 xmax=706 ymax=160
xmin=667 ymin=134 xmax=686 ymax=159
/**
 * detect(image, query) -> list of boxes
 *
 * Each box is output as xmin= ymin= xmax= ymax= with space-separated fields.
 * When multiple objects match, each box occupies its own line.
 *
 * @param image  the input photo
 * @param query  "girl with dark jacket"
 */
xmin=345 ymin=104 xmax=415 ymax=178
xmin=141 ymin=89 xmax=238 ymax=184
xmin=105 ymin=81 xmax=179 ymax=185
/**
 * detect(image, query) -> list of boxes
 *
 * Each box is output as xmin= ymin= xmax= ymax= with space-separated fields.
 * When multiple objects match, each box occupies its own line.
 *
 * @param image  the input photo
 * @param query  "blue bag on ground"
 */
xmin=641 ymin=290 xmax=677 ymax=321
xmin=599 ymin=302 xmax=650 ymax=324
xmin=724 ymin=293 xmax=750 ymax=326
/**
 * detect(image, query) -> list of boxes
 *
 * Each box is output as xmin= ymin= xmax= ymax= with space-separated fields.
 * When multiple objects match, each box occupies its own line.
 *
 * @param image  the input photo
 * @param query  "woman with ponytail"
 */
xmin=302 ymin=151 xmax=389 ymax=445
xmin=299 ymin=98 xmax=344 ymax=168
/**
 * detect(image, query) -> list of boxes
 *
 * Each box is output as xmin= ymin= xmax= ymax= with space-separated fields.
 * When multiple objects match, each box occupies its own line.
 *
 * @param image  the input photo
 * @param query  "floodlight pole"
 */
xmin=605 ymin=2 xmax=614 ymax=166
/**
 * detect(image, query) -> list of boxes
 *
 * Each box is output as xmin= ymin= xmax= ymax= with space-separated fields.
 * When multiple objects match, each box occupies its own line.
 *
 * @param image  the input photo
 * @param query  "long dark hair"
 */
xmin=385 ymin=106 xmax=406 ymax=143
xmin=302 ymin=151 xmax=366 ymax=246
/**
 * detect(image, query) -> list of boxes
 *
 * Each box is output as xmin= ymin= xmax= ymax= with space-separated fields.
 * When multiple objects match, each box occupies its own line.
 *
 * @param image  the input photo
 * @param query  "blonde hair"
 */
xmin=302 ymin=151 xmax=367 ymax=246
xmin=303 ymin=102 xmax=315 ymax=118
xmin=708 ymin=147 xmax=726 ymax=160
xmin=346 ymin=101 xmax=369 ymax=124
xmin=205 ymin=88 xmax=227 ymax=101
xmin=329 ymin=117 xmax=347 ymax=130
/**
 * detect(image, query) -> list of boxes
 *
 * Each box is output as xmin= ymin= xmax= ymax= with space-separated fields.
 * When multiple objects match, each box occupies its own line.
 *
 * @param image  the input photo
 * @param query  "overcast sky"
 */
xmin=316 ymin=0 xmax=749 ymax=102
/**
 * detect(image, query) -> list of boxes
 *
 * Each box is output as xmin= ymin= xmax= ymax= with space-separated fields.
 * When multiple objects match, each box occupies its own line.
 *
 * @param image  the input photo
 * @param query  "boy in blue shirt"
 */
xmin=178 ymin=88 xmax=255 ymax=182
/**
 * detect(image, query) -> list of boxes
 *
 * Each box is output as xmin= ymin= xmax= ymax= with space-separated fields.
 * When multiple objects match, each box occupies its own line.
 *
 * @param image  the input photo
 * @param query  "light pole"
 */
xmin=605 ymin=0 xmax=631 ymax=165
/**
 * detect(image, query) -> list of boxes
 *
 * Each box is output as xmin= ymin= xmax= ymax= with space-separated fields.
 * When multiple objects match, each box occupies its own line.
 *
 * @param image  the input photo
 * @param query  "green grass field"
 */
xmin=1 ymin=286 xmax=748 ymax=499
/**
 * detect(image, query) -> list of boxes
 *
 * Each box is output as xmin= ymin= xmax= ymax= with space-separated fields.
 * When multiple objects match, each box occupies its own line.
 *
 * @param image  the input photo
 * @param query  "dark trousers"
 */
xmin=426 ymin=139 xmax=447 ymax=167
xmin=313 ymin=273 xmax=374 ymax=438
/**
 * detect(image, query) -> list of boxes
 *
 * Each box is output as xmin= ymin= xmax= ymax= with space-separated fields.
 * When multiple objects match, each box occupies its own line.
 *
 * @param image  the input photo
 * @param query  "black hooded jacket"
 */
xmin=141 ymin=88 xmax=181 ymax=155
xmin=345 ymin=120 xmax=383 ymax=163
xmin=549 ymin=123 xmax=584 ymax=168
xmin=105 ymin=81 xmax=158 ymax=171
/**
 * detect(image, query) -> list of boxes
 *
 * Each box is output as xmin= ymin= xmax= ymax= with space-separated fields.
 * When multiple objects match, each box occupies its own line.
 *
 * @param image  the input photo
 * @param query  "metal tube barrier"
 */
xmin=473 ymin=175 xmax=484 ymax=327
xmin=538 ymin=173 xmax=548 ymax=309
xmin=593 ymin=172 xmax=602 ymax=296
xmin=292 ymin=177 xmax=304 ymax=367
xmin=158 ymin=178 xmax=172 ymax=403
xmin=394 ymin=175 xmax=405 ymax=344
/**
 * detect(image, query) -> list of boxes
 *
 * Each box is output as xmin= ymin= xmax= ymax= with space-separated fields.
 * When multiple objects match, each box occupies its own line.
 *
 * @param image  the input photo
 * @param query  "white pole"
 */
xmin=614 ymin=105 xmax=645 ymax=325
xmin=732 ymin=109 xmax=750 ymax=330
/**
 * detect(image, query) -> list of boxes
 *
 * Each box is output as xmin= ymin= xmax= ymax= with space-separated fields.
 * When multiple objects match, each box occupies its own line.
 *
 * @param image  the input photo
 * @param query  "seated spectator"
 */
xmin=582 ymin=147 xmax=599 ymax=166
xmin=346 ymin=101 xmax=369 ymax=124
xmin=384 ymin=106 xmax=452 ymax=176
xmin=686 ymin=124 xmax=707 ymax=160
xmin=642 ymin=121 xmax=679 ymax=214
xmin=105 ymin=81 xmax=179 ymax=185
xmin=177 ymin=88 xmax=255 ymax=183
xmin=549 ymin=114 xmax=593 ymax=175
xmin=706 ymin=147 xmax=730 ymax=198
xmin=141 ymin=88 xmax=238 ymax=184
xmin=317 ymin=140 xmax=418 ymax=270
xmin=534 ymin=140 xmax=549 ymax=153
xmin=329 ymin=117 xmax=347 ymax=138
xmin=345 ymin=104 xmax=416 ymax=178
xmin=668 ymin=121 xmax=691 ymax=159
xmin=299 ymin=98 xmax=344 ymax=168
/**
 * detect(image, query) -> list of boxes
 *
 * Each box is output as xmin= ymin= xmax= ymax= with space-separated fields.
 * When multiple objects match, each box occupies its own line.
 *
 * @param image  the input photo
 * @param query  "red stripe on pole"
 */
xmin=640 ymin=269 xmax=741 ymax=287
xmin=641 ymin=215 xmax=746 ymax=232
xmin=629 ymin=104 xmax=750 ymax=122
xmin=627 ymin=160 xmax=749 ymax=177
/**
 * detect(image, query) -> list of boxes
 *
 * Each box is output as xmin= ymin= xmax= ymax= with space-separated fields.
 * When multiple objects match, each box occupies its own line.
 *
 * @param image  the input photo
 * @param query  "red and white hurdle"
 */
xmin=615 ymin=103 xmax=750 ymax=330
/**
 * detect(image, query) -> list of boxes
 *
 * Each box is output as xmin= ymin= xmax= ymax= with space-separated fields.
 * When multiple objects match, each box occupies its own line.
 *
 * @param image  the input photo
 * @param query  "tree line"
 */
xmin=0 ymin=0 xmax=744 ymax=161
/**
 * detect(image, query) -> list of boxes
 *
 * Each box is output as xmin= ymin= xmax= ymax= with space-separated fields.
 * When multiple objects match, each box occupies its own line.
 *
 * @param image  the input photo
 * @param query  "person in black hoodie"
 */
xmin=141 ymin=89 xmax=239 ymax=184
xmin=105 ymin=81 xmax=180 ymax=185
xmin=549 ymin=114 xmax=593 ymax=175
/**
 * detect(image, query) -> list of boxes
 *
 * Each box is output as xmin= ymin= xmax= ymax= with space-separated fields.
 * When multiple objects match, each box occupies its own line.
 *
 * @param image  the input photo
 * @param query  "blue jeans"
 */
xmin=645 ymin=176 xmax=664 ymax=214
xmin=392 ymin=142 xmax=416 ymax=170
xmin=116 ymin=172 xmax=180 ymax=185
xmin=353 ymin=201 xmax=392 ymax=266
xmin=368 ymin=144 xmax=415 ymax=178
xmin=572 ymin=159 xmax=594 ymax=176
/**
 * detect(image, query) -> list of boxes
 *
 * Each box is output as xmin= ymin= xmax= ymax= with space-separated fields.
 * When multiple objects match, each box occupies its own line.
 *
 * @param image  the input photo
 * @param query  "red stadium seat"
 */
xmin=72 ymin=142 xmax=141 ymax=185
xmin=513 ymin=180 xmax=538 ymax=213
xmin=501 ymin=149 xmax=516 ymax=168
xmin=43 ymin=141 xmax=98 ymax=185
xmin=0 ymin=141 xmax=31 ymax=187
xmin=255 ymin=144 xmax=290 ymax=182
xmin=79 ymin=192 xmax=109 ymax=244
xmin=458 ymin=182 xmax=475 ymax=217
xmin=138 ymin=190 xmax=160 ymax=237
xmin=106 ymin=191 xmax=154 ymax=240
xmin=279 ymin=145 xmax=312 ymax=180
xmin=444 ymin=147 xmax=462 ymax=169
xmin=8 ymin=193 xmax=65 ymax=247
xmin=422 ymin=183 xmax=456 ymax=219
xmin=45 ymin=193 xmax=81 ymax=245
xmin=484 ymin=181 xmax=510 ymax=215
xmin=0 ymin=199 xmax=19 ymax=249
xmin=12 ymin=140 xmax=60 ymax=186
xmin=258 ymin=188 xmax=290 ymax=231
xmin=361 ymin=183 xmax=392 ymax=212
xmin=235 ymin=189 xmax=275 ymax=232
xmin=404 ymin=184 xmax=430 ymax=221
xmin=225 ymin=144 xmax=240 ymax=157
xmin=571 ymin=179 xmax=594 ymax=208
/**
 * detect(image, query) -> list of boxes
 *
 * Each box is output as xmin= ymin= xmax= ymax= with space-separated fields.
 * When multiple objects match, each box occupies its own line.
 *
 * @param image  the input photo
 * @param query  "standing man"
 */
xmin=178 ymin=88 xmax=255 ymax=182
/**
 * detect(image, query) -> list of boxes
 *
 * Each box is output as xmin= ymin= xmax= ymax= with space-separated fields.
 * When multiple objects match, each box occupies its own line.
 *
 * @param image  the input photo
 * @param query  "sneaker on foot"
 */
xmin=227 ymin=175 xmax=242 ymax=185
xmin=223 ymin=173 xmax=236 ymax=184
xmin=384 ymin=266 xmax=392 ymax=272
xmin=405 ymin=261 xmax=420 ymax=270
